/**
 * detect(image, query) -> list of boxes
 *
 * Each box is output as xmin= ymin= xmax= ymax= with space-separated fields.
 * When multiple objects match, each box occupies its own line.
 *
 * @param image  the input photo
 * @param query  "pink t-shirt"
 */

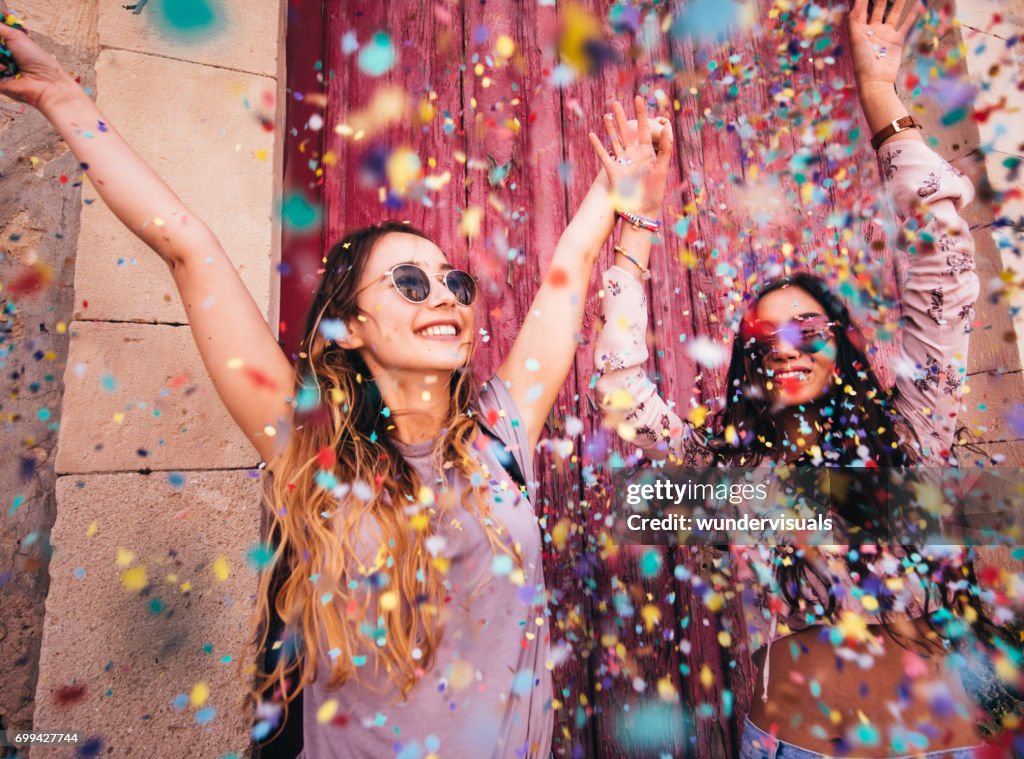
xmin=299 ymin=375 xmax=553 ymax=758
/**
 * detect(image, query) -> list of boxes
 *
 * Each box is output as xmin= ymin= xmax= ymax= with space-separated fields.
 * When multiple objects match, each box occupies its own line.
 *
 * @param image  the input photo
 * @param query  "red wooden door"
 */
xmin=280 ymin=2 xmax=893 ymax=756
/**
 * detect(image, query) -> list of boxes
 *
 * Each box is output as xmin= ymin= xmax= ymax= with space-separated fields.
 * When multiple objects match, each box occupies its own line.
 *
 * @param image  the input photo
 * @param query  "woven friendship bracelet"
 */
xmin=614 ymin=245 xmax=651 ymax=280
xmin=616 ymin=209 xmax=661 ymax=232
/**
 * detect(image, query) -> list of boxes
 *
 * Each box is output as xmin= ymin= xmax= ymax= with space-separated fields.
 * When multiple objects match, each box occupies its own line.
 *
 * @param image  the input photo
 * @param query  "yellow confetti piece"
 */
xmin=551 ymin=519 xmax=569 ymax=552
xmin=861 ymin=595 xmax=879 ymax=612
xmin=116 ymin=548 xmax=136 ymax=568
xmin=212 ymin=556 xmax=230 ymax=582
xmin=657 ymin=676 xmax=678 ymax=702
xmin=180 ymin=581 xmax=192 ymax=592
xmin=688 ymin=405 xmax=708 ymax=428
xmin=190 ymin=682 xmax=210 ymax=708
xmin=316 ymin=698 xmax=338 ymax=724
xmin=616 ymin=422 xmax=637 ymax=441
xmin=121 ymin=565 xmax=147 ymax=592
xmin=113 ymin=412 xmax=125 ymax=424
xmin=459 ymin=206 xmax=483 ymax=240
xmin=417 ymin=485 xmax=434 ymax=506
xmin=495 ymin=35 xmax=515 ymax=58
xmin=448 ymin=660 xmax=474 ymax=690
xmin=410 ymin=512 xmax=429 ymax=531
xmin=226 ymin=357 xmax=244 ymax=369
xmin=699 ymin=664 xmax=713 ymax=689
xmin=379 ymin=591 xmax=398 ymax=612
xmin=717 ymin=630 xmax=732 ymax=648
xmin=641 ymin=604 xmax=661 ymax=631
xmin=86 ymin=521 xmax=98 ymax=537
xmin=704 ymin=591 xmax=724 ymax=612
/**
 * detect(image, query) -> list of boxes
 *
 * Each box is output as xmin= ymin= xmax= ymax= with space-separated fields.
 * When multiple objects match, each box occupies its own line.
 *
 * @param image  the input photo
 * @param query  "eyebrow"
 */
xmin=397 ymin=259 xmax=454 ymax=271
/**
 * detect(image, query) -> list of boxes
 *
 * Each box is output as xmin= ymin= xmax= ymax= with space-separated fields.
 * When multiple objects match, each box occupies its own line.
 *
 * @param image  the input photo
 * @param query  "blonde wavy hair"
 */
xmin=245 ymin=221 xmax=519 ymax=739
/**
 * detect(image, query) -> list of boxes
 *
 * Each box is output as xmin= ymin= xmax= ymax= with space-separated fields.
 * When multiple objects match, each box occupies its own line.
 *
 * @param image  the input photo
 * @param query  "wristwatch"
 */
xmin=871 ymin=116 xmax=922 ymax=151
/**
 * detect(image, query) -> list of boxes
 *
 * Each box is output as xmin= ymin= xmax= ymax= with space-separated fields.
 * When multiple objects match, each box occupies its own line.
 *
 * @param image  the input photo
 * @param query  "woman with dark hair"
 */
xmin=0 ymin=6 xmax=676 ymax=757
xmin=595 ymin=1 xmax=996 ymax=757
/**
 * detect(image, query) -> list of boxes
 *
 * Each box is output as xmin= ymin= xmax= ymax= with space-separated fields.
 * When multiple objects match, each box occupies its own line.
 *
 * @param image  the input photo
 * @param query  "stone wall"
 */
xmin=2 ymin=1 xmax=285 ymax=756
xmin=0 ymin=0 xmax=99 ymax=743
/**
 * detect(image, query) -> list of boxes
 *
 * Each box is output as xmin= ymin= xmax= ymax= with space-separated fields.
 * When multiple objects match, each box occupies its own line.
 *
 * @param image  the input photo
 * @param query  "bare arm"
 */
xmin=849 ymin=0 xmax=925 ymax=146
xmin=1 ymin=14 xmax=294 ymax=463
xmin=497 ymin=97 xmax=674 ymax=451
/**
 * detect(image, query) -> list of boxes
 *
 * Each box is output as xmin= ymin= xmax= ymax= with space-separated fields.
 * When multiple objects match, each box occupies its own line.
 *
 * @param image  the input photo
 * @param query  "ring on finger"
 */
xmin=617 ymin=157 xmax=632 ymax=166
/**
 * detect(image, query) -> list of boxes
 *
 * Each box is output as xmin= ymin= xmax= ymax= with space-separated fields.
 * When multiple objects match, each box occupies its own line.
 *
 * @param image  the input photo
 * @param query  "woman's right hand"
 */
xmin=588 ymin=96 xmax=674 ymax=219
xmin=0 ymin=2 xmax=74 ymax=109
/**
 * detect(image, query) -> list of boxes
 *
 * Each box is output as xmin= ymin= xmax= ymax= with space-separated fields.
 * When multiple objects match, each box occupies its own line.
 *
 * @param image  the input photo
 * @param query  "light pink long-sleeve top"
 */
xmin=593 ymin=140 xmax=979 ymax=700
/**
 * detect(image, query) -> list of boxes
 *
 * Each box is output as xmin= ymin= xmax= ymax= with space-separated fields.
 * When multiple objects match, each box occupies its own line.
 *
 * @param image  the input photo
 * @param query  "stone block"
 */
xmin=959 ymin=367 xmax=1024 ymax=441
xmin=968 ymin=269 xmax=1023 ymax=374
xmin=961 ymin=27 xmax=1024 ymax=156
xmin=75 ymin=49 xmax=276 ymax=325
xmin=955 ymin=0 xmax=1024 ymax=42
xmin=16 ymin=0 xmax=100 ymax=55
xmin=97 ymin=0 xmax=280 ymax=78
xmin=951 ymin=151 xmax=997 ymax=231
xmin=33 ymin=471 xmax=262 ymax=758
xmin=954 ymin=438 xmax=1024 ymax=467
xmin=899 ymin=29 xmax=982 ymax=163
xmin=55 ymin=321 xmax=259 ymax=473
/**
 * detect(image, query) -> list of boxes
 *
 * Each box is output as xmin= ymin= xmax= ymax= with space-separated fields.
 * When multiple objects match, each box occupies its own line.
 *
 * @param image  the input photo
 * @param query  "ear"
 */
xmin=332 ymin=315 xmax=365 ymax=350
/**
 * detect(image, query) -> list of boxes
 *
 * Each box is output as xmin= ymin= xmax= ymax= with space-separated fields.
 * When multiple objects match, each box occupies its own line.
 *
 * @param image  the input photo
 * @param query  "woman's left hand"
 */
xmin=848 ymin=0 xmax=922 ymax=90
xmin=588 ymin=96 xmax=674 ymax=219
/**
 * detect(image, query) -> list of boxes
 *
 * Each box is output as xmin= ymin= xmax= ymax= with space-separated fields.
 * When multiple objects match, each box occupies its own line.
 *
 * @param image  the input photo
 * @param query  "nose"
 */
xmin=767 ymin=337 xmax=801 ymax=362
xmin=426 ymin=274 xmax=457 ymax=308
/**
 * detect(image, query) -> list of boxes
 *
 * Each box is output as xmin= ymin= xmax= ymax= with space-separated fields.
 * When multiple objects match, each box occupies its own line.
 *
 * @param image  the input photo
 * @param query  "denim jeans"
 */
xmin=739 ymin=717 xmax=981 ymax=759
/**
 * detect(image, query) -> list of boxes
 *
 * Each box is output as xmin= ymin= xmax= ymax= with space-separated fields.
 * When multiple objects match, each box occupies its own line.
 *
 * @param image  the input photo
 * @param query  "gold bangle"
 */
xmin=614 ymin=245 xmax=650 ymax=280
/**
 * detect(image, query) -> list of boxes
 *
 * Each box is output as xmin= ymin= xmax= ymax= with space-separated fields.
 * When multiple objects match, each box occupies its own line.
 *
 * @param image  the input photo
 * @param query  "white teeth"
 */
xmin=775 ymin=370 xmax=809 ymax=381
xmin=417 ymin=324 xmax=458 ymax=337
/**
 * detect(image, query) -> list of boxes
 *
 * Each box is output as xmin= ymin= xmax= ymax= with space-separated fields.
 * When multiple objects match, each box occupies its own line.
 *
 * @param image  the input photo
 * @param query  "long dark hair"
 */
xmin=710 ymin=272 xmax=998 ymax=649
xmin=711 ymin=272 xmax=912 ymax=467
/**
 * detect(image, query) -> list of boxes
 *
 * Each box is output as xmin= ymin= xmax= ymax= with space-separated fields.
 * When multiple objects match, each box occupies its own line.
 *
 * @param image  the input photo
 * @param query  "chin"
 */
xmin=771 ymin=379 xmax=829 ymax=407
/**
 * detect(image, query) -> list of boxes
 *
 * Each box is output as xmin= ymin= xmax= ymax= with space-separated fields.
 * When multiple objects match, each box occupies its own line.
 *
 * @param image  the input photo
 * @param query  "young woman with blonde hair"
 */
xmin=0 ymin=6 xmax=674 ymax=756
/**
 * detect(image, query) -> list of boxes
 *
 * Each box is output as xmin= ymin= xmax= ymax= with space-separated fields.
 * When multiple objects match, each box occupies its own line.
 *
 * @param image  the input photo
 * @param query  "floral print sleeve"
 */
xmin=878 ymin=141 xmax=980 ymax=464
xmin=593 ymin=266 xmax=689 ymax=461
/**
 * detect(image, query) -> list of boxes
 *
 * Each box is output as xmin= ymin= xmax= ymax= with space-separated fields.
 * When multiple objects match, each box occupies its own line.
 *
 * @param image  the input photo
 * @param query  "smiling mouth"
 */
xmin=415 ymin=324 xmax=461 ymax=338
xmin=774 ymin=369 xmax=810 ymax=383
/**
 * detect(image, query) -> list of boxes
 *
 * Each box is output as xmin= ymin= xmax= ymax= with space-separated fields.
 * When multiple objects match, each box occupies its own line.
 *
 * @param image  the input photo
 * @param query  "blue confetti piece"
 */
xmin=357 ymin=32 xmax=397 ymax=76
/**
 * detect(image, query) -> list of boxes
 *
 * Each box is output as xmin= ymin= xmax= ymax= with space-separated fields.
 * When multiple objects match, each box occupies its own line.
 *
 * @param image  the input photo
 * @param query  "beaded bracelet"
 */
xmin=616 ymin=209 xmax=661 ymax=232
xmin=614 ymin=245 xmax=651 ymax=280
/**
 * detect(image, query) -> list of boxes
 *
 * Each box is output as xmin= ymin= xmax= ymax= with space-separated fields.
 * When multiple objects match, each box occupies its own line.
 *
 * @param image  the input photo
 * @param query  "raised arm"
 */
xmin=0 ymin=10 xmax=294 ymax=464
xmin=593 ymin=264 xmax=689 ymax=461
xmin=497 ymin=97 xmax=674 ymax=451
xmin=849 ymin=0 xmax=979 ymax=463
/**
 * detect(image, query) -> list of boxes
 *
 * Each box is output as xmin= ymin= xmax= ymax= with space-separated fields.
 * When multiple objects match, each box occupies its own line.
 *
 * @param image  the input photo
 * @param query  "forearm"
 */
xmin=554 ymin=171 xmax=616 ymax=265
xmin=613 ymin=224 xmax=657 ymax=283
xmin=858 ymin=81 xmax=924 ymax=148
xmin=37 ymin=79 xmax=210 ymax=266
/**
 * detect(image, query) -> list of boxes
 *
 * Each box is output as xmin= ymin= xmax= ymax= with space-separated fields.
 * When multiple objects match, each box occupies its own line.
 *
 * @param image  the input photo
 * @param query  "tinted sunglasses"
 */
xmin=744 ymin=315 xmax=838 ymax=356
xmin=359 ymin=263 xmax=477 ymax=306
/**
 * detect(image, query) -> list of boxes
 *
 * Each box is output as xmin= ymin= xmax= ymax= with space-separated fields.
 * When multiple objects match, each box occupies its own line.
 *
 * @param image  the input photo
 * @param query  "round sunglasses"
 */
xmin=358 ymin=263 xmax=477 ymax=306
xmin=746 ymin=315 xmax=838 ymax=356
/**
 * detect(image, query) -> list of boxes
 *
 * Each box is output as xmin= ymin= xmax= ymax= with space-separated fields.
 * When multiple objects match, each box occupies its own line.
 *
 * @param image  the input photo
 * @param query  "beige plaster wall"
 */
xmin=27 ymin=0 xmax=286 ymax=756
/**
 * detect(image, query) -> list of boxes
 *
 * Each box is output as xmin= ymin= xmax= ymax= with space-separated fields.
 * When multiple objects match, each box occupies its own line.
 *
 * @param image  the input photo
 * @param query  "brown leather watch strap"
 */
xmin=871 ymin=115 xmax=922 ymax=151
